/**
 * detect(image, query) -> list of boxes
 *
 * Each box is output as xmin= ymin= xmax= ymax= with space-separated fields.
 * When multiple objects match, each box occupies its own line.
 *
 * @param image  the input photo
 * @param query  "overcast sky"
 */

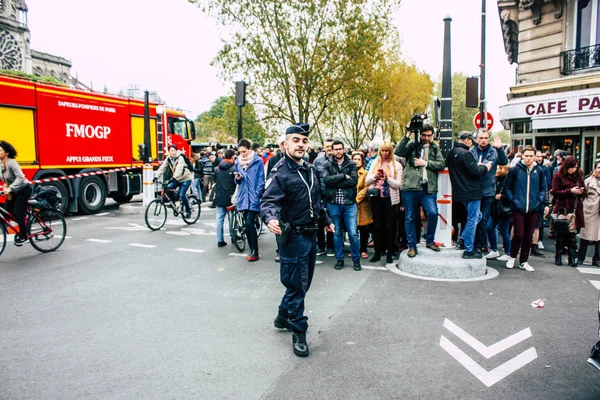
xmin=27 ymin=0 xmax=515 ymax=132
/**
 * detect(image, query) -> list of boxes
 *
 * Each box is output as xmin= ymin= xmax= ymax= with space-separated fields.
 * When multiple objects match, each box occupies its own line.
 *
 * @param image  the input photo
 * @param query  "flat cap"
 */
xmin=458 ymin=131 xmax=475 ymax=141
xmin=285 ymin=123 xmax=310 ymax=136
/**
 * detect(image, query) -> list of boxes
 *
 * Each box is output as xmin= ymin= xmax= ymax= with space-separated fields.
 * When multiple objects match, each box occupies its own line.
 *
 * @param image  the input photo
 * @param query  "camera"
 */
xmin=408 ymin=114 xmax=428 ymax=133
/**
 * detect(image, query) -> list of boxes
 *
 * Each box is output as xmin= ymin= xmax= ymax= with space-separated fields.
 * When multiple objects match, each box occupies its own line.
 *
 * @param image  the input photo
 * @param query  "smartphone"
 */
xmin=378 ymin=169 xmax=384 ymax=174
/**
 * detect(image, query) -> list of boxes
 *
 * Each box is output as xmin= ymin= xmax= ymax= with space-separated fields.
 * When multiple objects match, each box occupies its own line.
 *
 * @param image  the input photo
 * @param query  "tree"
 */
xmin=192 ymin=0 xmax=400 ymax=144
xmin=195 ymin=96 xmax=266 ymax=143
xmin=434 ymin=72 xmax=476 ymax=137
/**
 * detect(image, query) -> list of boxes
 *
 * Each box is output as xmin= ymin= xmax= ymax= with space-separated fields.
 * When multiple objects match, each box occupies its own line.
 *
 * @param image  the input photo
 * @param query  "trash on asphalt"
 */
xmin=531 ymin=299 xmax=546 ymax=308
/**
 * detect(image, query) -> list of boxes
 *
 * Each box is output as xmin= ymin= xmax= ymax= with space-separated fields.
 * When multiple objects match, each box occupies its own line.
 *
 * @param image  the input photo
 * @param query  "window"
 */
xmin=576 ymin=0 xmax=599 ymax=49
xmin=168 ymin=117 xmax=189 ymax=140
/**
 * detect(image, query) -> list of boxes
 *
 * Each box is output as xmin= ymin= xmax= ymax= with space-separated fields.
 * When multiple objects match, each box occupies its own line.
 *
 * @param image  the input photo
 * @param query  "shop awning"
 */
xmin=532 ymin=112 xmax=600 ymax=130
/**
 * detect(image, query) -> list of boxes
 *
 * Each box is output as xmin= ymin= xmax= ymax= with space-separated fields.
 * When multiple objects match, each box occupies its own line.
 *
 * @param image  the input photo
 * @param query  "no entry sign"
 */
xmin=473 ymin=111 xmax=494 ymax=130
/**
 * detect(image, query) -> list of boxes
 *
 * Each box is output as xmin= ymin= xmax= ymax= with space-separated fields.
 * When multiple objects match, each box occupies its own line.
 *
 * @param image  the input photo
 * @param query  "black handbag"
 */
xmin=550 ymin=196 xmax=578 ymax=234
xmin=366 ymin=187 xmax=380 ymax=198
xmin=494 ymin=187 xmax=512 ymax=217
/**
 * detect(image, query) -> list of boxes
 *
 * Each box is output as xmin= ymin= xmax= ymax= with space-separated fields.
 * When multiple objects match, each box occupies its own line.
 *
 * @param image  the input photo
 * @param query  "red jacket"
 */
xmin=551 ymin=172 xmax=586 ymax=228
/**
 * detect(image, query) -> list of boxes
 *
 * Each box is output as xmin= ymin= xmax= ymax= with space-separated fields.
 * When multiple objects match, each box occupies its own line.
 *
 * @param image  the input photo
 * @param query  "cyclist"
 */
xmin=155 ymin=144 xmax=193 ymax=218
xmin=0 ymin=140 xmax=31 ymax=246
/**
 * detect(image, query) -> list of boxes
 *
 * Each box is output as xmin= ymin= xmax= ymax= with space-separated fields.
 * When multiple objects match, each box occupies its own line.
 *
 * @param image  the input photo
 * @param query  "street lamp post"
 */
xmin=479 ymin=0 xmax=487 ymax=130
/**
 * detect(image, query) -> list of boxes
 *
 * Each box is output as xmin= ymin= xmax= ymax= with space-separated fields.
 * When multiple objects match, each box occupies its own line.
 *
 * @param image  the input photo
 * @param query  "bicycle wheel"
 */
xmin=0 ymin=223 xmax=6 ymax=256
xmin=233 ymin=212 xmax=246 ymax=252
xmin=28 ymin=209 xmax=67 ymax=253
xmin=182 ymin=195 xmax=201 ymax=225
xmin=145 ymin=199 xmax=167 ymax=231
xmin=254 ymin=214 xmax=264 ymax=237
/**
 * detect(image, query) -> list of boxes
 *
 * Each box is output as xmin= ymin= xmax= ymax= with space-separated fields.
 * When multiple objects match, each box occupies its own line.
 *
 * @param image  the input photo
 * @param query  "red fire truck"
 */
xmin=0 ymin=73 xmax=195 ymax=214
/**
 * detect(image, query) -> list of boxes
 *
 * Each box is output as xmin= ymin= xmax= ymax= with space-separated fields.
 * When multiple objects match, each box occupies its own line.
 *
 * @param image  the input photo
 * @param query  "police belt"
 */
xmin=292 ymin=223 xmax=319 ymax=236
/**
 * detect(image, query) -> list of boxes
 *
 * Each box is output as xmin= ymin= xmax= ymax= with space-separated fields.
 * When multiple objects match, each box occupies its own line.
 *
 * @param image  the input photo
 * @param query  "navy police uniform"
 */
xmin=261 ymin=126 xmax=331 ymax=336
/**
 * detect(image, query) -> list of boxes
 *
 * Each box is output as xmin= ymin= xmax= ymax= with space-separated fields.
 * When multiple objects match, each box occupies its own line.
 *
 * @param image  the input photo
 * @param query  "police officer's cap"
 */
xmin=285 ymin=123 xmax=310 ymax=136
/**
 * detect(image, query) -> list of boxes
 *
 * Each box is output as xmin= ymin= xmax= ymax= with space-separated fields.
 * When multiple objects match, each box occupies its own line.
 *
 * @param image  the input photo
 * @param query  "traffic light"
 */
xmin=466 ymin=77 xmax=479 ymax=108
xmin=138 ymin=143 xmax=147 ymax=161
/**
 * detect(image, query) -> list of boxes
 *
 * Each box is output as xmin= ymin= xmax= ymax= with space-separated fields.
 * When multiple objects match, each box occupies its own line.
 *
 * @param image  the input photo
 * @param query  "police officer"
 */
xmin=261 ymin=122 xmax=334 ymax=358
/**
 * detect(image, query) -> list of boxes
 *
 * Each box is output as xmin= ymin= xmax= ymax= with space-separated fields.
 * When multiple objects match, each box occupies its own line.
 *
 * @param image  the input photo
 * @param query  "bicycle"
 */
xmin=0 ymin=192 xmax=67 ymax=256
xmin=227 ymin=205 xmax=246 ymax=252
xmin=144 ymin=181 xmax=201 ymax=231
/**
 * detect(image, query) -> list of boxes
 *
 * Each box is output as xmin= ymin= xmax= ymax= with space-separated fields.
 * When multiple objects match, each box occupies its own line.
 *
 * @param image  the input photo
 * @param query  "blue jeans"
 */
xmin=495 ymin=216 xmax=512 ymax=254
xmin=327 ymin=203 xmax=360 ymax=262
xmin=461 ymin=200 xmax=482 ymax=252
xmin=216 ymin=206 xmax=229 ymax=243
xmin=475 ymin=196 xmax=496 ymax=251
xmin=191 ymin=178 xmax=202 ymax=197
xmin=403 ymin=190 xmax=438 ymax=249
xmin=167 ymin=179 xmax=191 ymax=213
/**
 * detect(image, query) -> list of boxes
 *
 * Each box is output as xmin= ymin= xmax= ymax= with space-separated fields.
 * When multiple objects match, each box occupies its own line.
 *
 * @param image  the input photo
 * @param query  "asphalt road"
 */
xmin=1 ymin=200 xmax=599 ymax=400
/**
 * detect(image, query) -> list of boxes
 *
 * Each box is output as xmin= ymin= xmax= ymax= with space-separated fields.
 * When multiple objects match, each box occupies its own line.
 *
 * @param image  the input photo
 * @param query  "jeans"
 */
xmin=216 ymin=206 xmax=229 ymax=243
xmin=475 ymin=196 xmax=496 ymax=250
xmin=491 ymin=216 xmax=512 ymax=255
xmin=403 ymin=190 xmax=438 ymax=249
xmin=167 ymin=179 xmax=191 ymax=213
xmin=328 ymin=203 xmax=360 ymax=262
xmin=191 ymin=178 xmax=202 ymax=197
xmin=461 ymin=200 xmax=482 ymax=253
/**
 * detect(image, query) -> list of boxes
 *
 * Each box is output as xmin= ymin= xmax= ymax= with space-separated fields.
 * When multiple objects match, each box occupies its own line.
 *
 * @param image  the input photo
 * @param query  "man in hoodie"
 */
xmin=235 ymin=139 xmax=266 ymax=261
xmin=214 ymin=149 xmax=237 ymax=247
xmin=469 ymin=129 xmax=508 ymax=258
xmin=503 ymin=145 xmax=547 ymax=272
xmin=447 ymin=132 xmax=491 ymax=259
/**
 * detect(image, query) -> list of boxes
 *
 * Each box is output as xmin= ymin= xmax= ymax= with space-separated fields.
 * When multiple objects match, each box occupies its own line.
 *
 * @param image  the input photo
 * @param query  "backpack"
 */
xmin=175 ymin=154 xmax=194 ymax=172
xmin=31 ymin=185 xmax=62 ymax=210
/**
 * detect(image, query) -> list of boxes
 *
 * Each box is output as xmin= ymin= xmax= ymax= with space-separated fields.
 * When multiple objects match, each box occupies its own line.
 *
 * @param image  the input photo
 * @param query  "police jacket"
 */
xmin=234 ymin=154 xmax=265 ymax=212
xmin=395 ymin=135 xmax=446 ymax=193
xmin=504 ymin=161 xmax=547 ymax=214
xmin=213 ymin=160 xmax=236 ymax=207
xmin=446 ymin=142 xmax=488 ymax=203
xmin=469 ymin=144 xmax=508 ymax=197
xmin=261 ymin=154 xmax=331 ymax=227
xmin=322 ymin=154 xmax=358 ymax=205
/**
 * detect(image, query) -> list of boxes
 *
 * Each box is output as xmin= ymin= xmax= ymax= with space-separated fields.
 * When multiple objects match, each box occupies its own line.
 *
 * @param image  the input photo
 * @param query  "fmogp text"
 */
xmin=65 ymin=123 xmax=111 ymax=139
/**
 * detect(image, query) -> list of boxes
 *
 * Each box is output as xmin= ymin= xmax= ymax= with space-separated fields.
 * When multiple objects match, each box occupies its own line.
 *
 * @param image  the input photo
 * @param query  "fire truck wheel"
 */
xmin=40 ymin=181 xmax=68 ymax=214
xmin=112 ymin=194 xmax=134 ymax=204
xmin=78 ymin=176 xmax=107 ymax=214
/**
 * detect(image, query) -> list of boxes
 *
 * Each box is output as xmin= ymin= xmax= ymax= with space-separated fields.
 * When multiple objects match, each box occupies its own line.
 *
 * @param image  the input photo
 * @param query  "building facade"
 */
xmin=498 ymin=0 xmax=600 ymax=173
xmin=0 ymin=0 xmax=72 ymax=83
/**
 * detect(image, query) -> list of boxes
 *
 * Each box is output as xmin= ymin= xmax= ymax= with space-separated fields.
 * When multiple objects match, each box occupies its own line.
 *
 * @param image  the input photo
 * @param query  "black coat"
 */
xmin=213 ymin=160 xmax=236 ymax=207
xmin=446 ymin=142 xmax=488 ymax=203
xmin=321 ymin=154 xmax=358 ymax=205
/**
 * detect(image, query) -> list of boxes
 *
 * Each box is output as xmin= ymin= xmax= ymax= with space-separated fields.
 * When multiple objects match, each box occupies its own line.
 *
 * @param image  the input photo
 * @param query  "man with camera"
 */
xmin=395 ymin=117 xmax=446 ymax=258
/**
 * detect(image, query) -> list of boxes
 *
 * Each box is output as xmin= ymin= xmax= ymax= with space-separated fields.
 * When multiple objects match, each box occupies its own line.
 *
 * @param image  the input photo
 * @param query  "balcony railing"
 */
xmin=561 ymin=43 xmax=600 ymax=74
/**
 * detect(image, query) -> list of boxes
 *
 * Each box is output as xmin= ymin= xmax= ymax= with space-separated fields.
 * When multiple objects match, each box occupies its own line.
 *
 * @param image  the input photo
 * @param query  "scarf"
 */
xmin=239 ymin=150 xmax=255 ymax=170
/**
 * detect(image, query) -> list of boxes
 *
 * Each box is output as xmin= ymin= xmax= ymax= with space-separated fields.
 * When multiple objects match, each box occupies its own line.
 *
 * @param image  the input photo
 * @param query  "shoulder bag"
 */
xmin=550 ymin=195 xmax=577 ymax=234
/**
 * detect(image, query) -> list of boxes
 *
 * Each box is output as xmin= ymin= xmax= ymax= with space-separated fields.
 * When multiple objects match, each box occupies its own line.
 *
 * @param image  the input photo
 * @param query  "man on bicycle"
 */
xmin=155 ymin=145 xmax=193 ymax=218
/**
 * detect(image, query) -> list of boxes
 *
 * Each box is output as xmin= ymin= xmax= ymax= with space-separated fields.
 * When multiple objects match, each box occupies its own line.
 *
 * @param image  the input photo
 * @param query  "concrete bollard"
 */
xmin=142 ymin=164 xmax=154 ymax=206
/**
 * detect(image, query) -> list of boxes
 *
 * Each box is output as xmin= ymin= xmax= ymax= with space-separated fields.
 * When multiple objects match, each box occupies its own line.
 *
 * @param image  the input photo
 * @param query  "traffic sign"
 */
xmin=473 ymin=111 xmax=494 ymax=130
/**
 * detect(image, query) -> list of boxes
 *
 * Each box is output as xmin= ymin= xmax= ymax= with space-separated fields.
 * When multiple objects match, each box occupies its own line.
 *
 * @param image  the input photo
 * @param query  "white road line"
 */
xmin=590 ymin=280 xmax=600 ymax=290
xmin=95 ymin=212 xmax=110 ymax=216
xmin=444 ymin=318 xmax=532 ymax=359
xmin=576 ymin=267 xmax=600 ymax=275
xmin=362 ymin=265 xmax=388 ymax=271
xmin=86 ymin=239 xmax=112 ymax=243
xmin=129 ymin=243 xmax=156 ymax=248
xmin=229 ymin=253 xmax=247 ymax=257
xmin=71 ymin=217 xmax=89 ymax=221
xmin=175 ymin=248 xmax=205 ymax=253
xmin=165 ymin=231 xmax=192 ymax=236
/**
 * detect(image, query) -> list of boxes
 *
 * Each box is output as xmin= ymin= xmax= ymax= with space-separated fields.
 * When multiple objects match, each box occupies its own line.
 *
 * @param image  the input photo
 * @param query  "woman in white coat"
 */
xmin=578 ymin=161 xmax=600 ymax=266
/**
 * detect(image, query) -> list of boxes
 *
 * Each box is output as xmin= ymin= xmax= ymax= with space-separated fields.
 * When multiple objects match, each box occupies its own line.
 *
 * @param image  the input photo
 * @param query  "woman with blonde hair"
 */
xmin=365 ymin=141 xmax=403 ymax=263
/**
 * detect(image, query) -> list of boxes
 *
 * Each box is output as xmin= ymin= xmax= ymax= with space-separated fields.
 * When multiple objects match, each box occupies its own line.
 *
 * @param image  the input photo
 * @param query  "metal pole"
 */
xmin=143 ymin=90 xmax=151 ymax=162
xmin=237 ymin=106 xmax=243 ymax=141
xmin=480 ymin=0 xmax=487 ymax=129
xmin=439 ymin=16 xmax=453 ymax=158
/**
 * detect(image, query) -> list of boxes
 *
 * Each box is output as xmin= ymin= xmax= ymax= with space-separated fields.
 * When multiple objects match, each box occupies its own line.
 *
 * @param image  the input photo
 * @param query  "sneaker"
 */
xmin=274 ymin=315 xmax=290 ymax=330
xmin=246 ymin=255 xmax=259 ymax=262
xmin=327 ymin=248 xmax=335 ymax=257
xmin=506 ymin=257 xmax=516 ymax=269
xmin=497 ymin=254 xmax=510 ymax=261
xmin=292 ymin=332 xmax=309 ymax=357
xmin=538 ymin=241 xmax=544 ymax=250
xmin=217 ymin=241 xmax=227 ymax=247
xmin=485 ymin=250 xmax=500 ymax=259
xmin=13 ymin=235 xmax=27 ymax=246
xmin=519 ymin=262 xmax=535 ymax=272
xmin=530 ymin=246 xmax=545 ymax=257
xmin=275 ymin=255 xmax=280 ymax=263
xmin=426 ymin=243 xmax=441 ymax=252
xmin=587 ymin=344 xmax=600 ymax=371
xmin=463 ymin=251 xmax=483 ymax=259
xmin=316 ymin=248 xmax=325 ymax=256
xmin=455 ymin=239 xmax=464 ymax=250
xmin=184 ymin=212 xmax=192 ymax=219
xmin=334 ymin=260 xmax=344 ymax=270
xmin=353 ymin=260 xmax=362 ymax=271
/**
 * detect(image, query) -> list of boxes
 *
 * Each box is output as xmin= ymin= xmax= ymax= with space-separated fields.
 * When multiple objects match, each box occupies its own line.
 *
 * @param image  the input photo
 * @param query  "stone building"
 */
xmin=498 ymin=0 xmax=600 ymax=173
xmin=0 ymin=0 xmax=72 ymax=83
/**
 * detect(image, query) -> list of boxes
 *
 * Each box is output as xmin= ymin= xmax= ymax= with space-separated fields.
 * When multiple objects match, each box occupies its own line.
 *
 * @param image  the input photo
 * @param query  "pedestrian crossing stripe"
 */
xmin=590 ymin=281 xmax=600 ymax=290
xmin=576 ymin=267 xmax=600 ymax=275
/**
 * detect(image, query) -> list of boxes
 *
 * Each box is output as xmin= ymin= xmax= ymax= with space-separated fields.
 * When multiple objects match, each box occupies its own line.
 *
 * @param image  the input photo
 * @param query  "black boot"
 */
xmin=386 ymin=251 xmax=393 ymax=264
xmin=292 ymin=332 xmax=309 ymax=357
xmin=370 ymin=251 xmax=381 ymax=262
xmin=568 ymin=251 xmax=578 ymax=267
xmin=555 ymin=252 xmax=563 ymax=266
xmin=531 ymin=245 xmax=545 ymax=257
xmin=578 ymin=238 xmax=590 ymax=264
xmin=274 ymin=314 xmax=290 ymax=330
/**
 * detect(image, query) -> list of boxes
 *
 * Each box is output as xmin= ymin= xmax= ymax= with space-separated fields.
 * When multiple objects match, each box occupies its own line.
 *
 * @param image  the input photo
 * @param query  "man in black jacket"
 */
xmin=447 ymin=131 xmax=491 ymax=259
xmin=214 ymin=149 xmax=237 ymax=247
xmin=322 ymin=140 xmax=361 ymax=270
